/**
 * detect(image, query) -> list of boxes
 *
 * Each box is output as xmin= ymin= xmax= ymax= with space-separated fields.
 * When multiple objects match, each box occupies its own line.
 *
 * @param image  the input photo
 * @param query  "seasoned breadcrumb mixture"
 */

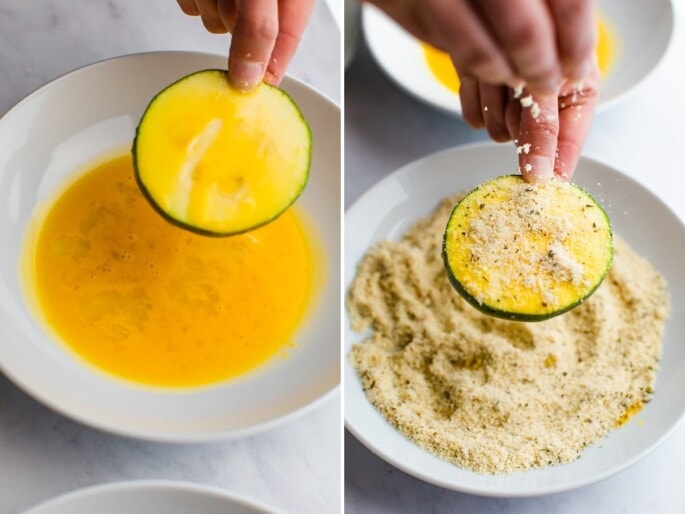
xmin=348 ymin=196 xmax=670 ymax=474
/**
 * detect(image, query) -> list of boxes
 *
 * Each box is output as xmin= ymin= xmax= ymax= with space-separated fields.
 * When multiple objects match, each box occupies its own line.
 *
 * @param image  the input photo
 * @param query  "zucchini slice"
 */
xmin=133 ymin=69 xmax=311 ymax=236
xmin=443 ymin=175 xmax=613 ymax=321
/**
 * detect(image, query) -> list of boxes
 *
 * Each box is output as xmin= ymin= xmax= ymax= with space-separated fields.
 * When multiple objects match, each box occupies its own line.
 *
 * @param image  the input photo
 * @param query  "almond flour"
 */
xmin=348 ymin=196 xmax=670 ymax=474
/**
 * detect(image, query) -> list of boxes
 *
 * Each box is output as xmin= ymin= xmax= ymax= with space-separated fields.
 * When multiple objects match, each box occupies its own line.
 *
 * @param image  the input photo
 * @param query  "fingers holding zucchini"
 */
xmin=133 ymin=69 xmax=311 ymax=236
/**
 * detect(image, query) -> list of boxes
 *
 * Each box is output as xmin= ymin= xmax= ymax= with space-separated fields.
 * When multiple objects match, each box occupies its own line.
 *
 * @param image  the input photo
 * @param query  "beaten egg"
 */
xmin=23 ymin=153 xmax=319 ymax=388
xmin=421 ymin=12 xmax=619 ymax=94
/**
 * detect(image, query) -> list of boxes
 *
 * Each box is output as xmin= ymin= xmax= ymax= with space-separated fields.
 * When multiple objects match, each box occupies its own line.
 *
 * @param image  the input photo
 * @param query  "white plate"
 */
xmin=0 ymin=51 xmax=340 ymax=442
xmin=344 ymin=143 xmax=685 ymax=497
xmin=23 ymin=481 xmax=277 ymax=514
xmin=362 ymin=0 xmax=674 ymax=115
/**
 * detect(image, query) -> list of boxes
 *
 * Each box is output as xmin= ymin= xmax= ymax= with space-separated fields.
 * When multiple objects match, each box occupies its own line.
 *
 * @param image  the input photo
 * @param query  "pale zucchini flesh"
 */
xmin=443 ymin=175 xmax=613 ymax=321
xmin=133 ymin=69 xmax=311 ymax=236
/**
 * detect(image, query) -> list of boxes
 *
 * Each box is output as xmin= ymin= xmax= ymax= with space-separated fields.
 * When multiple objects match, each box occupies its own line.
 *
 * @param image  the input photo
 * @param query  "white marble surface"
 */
xmin=345 ymin=1 xmax=685 ymax=513
xmin=0 ymin=1 xmax=340 ymax=513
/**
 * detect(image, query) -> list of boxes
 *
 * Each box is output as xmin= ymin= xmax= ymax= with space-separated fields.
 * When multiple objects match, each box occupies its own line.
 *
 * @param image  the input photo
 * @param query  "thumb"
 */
xmin=228 ymin=0 xmax=279 ymax=91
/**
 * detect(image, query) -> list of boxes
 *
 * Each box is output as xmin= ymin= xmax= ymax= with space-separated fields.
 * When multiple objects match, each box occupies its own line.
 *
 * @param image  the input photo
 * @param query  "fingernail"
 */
xmin=522 ymin=156 xmax=555 ymax=183
xmin=231 ymin=60 xmax=264 ymax=91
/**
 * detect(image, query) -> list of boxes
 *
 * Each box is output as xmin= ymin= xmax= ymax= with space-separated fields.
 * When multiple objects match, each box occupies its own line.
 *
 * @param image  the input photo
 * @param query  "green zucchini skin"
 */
xmin=131 ymin=156 xmax=307 ymax=238
xmin=132 ymin=69 xmax=312 ymax=237
xmin=442 ymin=175 xmax=613 ymax=322
xmin=441 ymin=242 xmax=608 ymax=322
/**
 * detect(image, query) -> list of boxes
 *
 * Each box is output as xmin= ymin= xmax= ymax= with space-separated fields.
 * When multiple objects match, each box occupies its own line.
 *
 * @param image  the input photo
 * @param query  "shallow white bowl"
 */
xmin=0 ymin=51 xmax=340 ymax=442
xmin=23 ymin=481 xmax=276 ymax=514
xmin=362 ymin=0 xmax=674 ymax=116
xmin=344 ymin=143 xmax=685 ymax=497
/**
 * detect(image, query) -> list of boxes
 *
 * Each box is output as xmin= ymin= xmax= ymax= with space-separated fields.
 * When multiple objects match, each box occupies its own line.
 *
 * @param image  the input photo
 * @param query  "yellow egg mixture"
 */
xmin=25 ymin=154 xmax=317 ymax=388
xmin=422 ymin=13 xmax=618 ymax=94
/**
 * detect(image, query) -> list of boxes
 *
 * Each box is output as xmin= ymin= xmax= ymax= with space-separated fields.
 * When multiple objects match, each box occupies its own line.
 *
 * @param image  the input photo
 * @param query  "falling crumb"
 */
xmin=514 ymin=89 xmax=541 ymax=120
xmin=524 ymin=163 xmax=533 ymax=172
xmin=484 ymin=106 xmax=489 ymax=112
xmin=531 ymin=103 xmax=541 ymax=119
xmin=516 ymin=143 xmax=531 ymax=155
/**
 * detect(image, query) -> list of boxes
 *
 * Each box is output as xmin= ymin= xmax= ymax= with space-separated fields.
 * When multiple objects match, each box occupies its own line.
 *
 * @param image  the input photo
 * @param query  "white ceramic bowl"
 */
xmin=0 ymin=51 xmax=340 ymax=442
xmin=362 ymin=0 xmax=674 ymax=116
xmin=345 ymin=143 xmax=685 ymax=497
xmin=23 ymin=481 xmax=277 ymax=514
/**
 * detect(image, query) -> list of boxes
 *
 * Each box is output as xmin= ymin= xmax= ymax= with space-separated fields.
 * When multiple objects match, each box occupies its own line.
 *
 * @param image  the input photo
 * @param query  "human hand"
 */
xmin=460 ymin=62 xmax=600 ymax=182
xmin=367 ymin=0 xmax=596 ymax=95
xmin=177 ymin=0 xmax=315 ymax=90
